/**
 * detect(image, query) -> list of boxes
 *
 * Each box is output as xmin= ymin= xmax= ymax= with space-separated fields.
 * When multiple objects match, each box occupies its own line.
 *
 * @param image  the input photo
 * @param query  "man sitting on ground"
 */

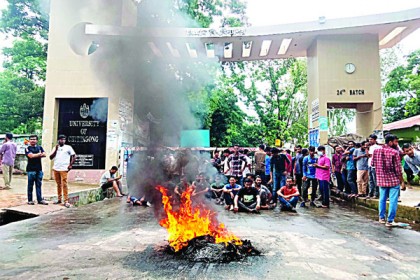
xmin=253 ymin=175 xmax=272 ymax=209
xmin=192 ymin=173 xmax=211 ymax=198
xmin=100 ymin=166 xmax=124 ymax=197
xmin=210 ymin=174 xmax=225 ymax=204
xmin=234 ymin=178 xmax=261 ymax=213
xmin=223 ymin=176 xmax=242 ymax=211
xmin=277 ymin=177 xmax=300 ymax=212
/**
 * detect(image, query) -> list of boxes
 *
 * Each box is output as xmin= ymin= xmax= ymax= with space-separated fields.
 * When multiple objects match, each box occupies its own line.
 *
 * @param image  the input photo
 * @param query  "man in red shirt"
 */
xmin=277 ymin=177 xmax=300 ymax=212
xmin=372 ymin=134 xmax=406 ymax=227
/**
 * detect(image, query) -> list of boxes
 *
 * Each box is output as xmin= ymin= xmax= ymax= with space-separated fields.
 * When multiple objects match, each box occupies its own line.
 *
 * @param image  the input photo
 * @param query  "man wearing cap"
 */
xmin=49 ymin=134 xmax=76 ymax=208
xmin=0 ymin=133 xmax=17 ymax=190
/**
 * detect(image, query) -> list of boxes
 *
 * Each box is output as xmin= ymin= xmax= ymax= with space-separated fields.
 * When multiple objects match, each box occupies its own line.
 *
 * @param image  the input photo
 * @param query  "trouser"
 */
xmin=279 ymin=196 xmax=299 ymax=209
xmin=2 ymin=164 xmax=13 ymax=188
xmin=334 ymin=171 xmax=344 ymax=191
xmin=27 ymin=171 xmax=43 ymax=202
xmin=368 ymin=167 xmax=379 ymax=197
xmin=272 ymin=173 xmax=286 ymax=203
xmin=303 ymin=178 xmax=318 ymax=202
xmin=223 ymin=192 xmax=235 ymax=205
xmin=54 ymin=170 xmax=69 ymax=203
xmin=295 ymin=173 xmax=303 ymax=196
xmin=318 ymin=180 xmax=330 ymax=207
xmin=238 ymin=201 xmax=257 ymax=211
xmin=347 ymin=169 xmax=357 ymax=194
xmin=356 ymin=170 xmax=369 ymax=195
xmin=379 ymin=186 xmax=400 ymax=222
xmin=342 ymin=169 xmax=351 ymax=194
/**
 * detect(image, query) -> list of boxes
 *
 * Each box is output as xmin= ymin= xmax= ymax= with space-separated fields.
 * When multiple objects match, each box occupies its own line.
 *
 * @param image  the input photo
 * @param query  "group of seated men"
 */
xmin=183 ymin=172 xmax=300 ymax=213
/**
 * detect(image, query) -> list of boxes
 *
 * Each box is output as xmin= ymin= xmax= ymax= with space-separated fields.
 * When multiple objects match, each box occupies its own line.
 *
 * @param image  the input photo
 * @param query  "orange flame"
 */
xmin=156 ymin=185 xmax=242 ymax=252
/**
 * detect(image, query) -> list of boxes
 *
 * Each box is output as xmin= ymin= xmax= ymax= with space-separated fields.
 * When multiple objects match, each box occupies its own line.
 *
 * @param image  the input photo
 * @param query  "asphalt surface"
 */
xmin=1 ymin=198 xmax=420 ymax=280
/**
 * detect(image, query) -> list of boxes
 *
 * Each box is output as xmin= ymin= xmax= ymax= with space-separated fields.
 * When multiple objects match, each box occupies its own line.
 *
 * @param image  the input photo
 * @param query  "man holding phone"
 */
xmin=100 ymin=166 xmax=124 ymax=197
xmin=50 ymin=134 xmax=76 ymax=208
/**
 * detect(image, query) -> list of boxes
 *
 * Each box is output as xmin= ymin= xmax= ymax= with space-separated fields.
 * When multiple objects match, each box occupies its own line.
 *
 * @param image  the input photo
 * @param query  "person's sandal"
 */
xmin=53 ymin=200 xmax=62 ymax=204
xmin=38 ymin=200 xmax=49 ymax=205
xmin=64 ymin=202 xmax=71 ymax=208
xmin=27 ymin=201 xmax=35 ymax=205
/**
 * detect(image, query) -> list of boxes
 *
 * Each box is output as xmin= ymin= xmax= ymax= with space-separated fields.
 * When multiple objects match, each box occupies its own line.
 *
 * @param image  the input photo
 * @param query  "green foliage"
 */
xmin=328 ymin=109 xmax=355 ymax=136
xmin=0 ymin=0 xmax=48 ymax=134
xmin=2 ymin=37 xmax=47 ymax=80
xmin=0 ymin=70 xmax=44 ymax=133
xmin=383 ymin=49 xmax=420 ymax=123
xmin=224 ymin=59 xmax=308 ymax=146
xmin=0 ymin=0 xmax=49 ymax=39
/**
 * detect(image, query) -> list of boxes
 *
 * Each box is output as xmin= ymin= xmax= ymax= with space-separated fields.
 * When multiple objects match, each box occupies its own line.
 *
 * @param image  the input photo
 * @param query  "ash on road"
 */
xmin=1 ymin=198 xmax=419 ymax=280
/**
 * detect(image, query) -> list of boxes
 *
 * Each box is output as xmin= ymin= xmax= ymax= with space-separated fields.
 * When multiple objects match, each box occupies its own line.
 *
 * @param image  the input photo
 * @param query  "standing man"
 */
xmin=367 ymin=134 xmax=381 ymax=199
xmin=344 ymin=141 xmax=357 ymax=197
xmin=254 ymin=144 xmax=266 ymax=180
xmin=372 ymin=134 xmax=406 ymax=227
xmin=225 ymin=145 xmax=247 ymax=185
xmin=293 ymin=145 xmax=304 ymax=197
xmin=353 ymin=141 xmax=369 ymax=197
xmin=268 ymin=147 xmax=290 ymax=207
xmin=301 ymin=146 xmax=318 ymax=207
xmin=332 ymin=146 xmax=345 ymax=192
xmin=49 ymin=135 xmax=76 ymax=208
xmin=314 ymin=146 xmax=331 ymax=208
xmin=264 ymin=147 xmax=272 ymax=186
xmin=0 ymin=133 xmax=17 ymax=190
xmin=25 ymin=134 xmax=48 ymax=205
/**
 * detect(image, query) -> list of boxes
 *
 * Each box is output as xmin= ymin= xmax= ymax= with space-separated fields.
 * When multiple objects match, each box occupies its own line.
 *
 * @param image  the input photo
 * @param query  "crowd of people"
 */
xmin=142 ymin=134 xmax=418 ymax=227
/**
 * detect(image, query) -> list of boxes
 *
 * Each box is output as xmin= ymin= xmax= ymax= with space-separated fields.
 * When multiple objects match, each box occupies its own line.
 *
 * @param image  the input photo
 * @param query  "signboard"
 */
xmin=309 ymin=129 xmax=319 ymax=147
xmin=181 ymin=130 xmax=210 ymax=147
xmin=311 ymin=98 xmax=319 ymax=122
xmin=58 ymin=98 xmax=108 ymax=169
xmin=318 ymin=116 xmax=328 ymax=131
xmin=275 ymin=139 xmax=281 ymax=147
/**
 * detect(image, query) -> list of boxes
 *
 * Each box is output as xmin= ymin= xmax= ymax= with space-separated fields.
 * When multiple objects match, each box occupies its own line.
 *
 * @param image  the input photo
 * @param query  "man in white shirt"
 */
xmin=367 ymin=134 xmax=381 ymax=199
xmin=100 ymin=166 xmax=123 ymax=197
xmin=49 ymin=135 xmax=76 ymax=207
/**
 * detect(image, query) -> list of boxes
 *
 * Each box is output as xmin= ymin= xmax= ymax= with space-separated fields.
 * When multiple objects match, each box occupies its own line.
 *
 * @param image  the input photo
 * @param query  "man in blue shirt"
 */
xmin=222 ymin=176 xmax=242 ymax=211
xmin=301 ymin=146 xmax=318 ymax=207
xmin=344 ymin=141 xmax=357 ymax=196
xmin=264 ymin=147 xmax=271 ymax=185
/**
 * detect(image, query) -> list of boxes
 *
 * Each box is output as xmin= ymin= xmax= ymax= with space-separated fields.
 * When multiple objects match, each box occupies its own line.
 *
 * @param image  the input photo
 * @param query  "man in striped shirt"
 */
xmin=372 ymin=134 xmax=406 ymax=227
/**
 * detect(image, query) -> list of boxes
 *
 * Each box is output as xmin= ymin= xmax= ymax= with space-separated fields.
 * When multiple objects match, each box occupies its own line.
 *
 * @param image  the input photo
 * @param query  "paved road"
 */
xmin=0 ymin=198 xmax=420 ymax=280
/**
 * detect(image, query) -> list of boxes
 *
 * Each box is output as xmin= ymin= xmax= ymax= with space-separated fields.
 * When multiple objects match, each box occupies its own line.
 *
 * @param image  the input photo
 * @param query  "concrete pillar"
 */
xmin=42 ymin=0 xmax=137 ymax=183
xmin=306 ymin=34 xmax=383 ymax=145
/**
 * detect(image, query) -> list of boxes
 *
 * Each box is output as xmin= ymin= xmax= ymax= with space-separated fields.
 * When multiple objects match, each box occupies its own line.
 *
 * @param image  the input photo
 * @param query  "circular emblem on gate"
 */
xmin=80 ymin=103 xmax=90 ymax=119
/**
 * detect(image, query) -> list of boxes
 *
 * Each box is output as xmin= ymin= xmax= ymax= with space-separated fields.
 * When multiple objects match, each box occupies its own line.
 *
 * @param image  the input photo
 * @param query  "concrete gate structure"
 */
xmin=42 ymin=0 xmax=420 ymax=182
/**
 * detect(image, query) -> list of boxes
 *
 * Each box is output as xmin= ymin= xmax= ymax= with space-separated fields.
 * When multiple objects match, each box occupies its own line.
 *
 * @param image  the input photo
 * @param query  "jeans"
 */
xmin=379 ymin=185 xmax=400 ymax=222
xmin=368 ymin=167 xmax=379 ymax=197
xmin=27 ymin=171 xmax=43 ymax=202
xmin=342 ymin=169 xmax=351 ymax=194
xmin=279 ymin=196 xmax=299 ymax=209
xmin=347 ymin=169 xmax=357 ymax=194
xmin=318 ymin=180 xmax=330 ymax=207
xmin=302 ymin=178 xmax=318 ymax=202
xmin=272 ymin=173 xmax=286 ymax=203
xmin=334 ymin=171 xmax=344 ymax=191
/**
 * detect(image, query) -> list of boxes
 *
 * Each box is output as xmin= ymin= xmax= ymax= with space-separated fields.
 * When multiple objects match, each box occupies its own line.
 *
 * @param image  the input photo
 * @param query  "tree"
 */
xmin=225 ymin=59 xmax=308 ymax=146
xmin=383 ymin=49 xmax=420 ymax=123
xmin=0 ymin=0 xmax=48 ymax=134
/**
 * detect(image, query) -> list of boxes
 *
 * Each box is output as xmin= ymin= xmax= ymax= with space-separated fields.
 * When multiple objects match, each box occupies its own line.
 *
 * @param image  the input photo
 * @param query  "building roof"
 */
xmin=85 ymin=7 xmax=420 ymax=61
xmin=383 ymin=115 xmax=420 ymax=131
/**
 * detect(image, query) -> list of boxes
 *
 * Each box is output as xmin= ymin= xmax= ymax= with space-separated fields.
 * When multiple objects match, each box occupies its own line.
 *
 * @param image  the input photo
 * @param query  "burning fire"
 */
xmin=156 ymin=185 xmax=242 ymax=252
